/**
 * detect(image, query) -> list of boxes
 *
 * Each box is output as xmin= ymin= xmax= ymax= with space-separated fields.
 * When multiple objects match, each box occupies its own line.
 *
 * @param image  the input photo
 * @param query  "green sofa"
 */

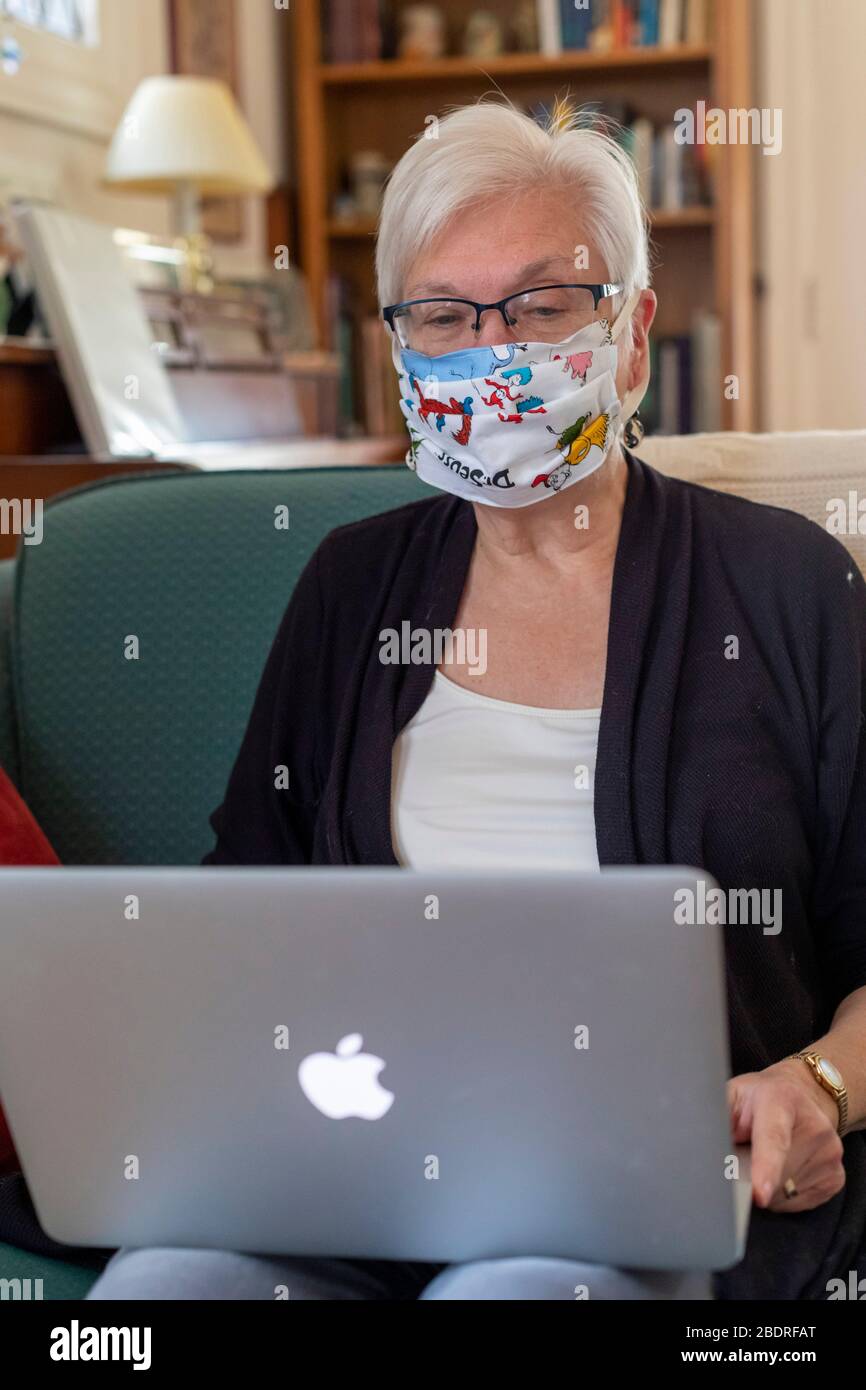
xmin=0 ymin=463 xmax=428 ymax=1298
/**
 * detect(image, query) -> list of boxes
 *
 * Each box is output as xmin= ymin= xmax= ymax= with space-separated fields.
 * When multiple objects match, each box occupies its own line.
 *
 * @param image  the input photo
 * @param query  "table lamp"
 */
xmin=105 ymin=75 xmax=274 ymax=292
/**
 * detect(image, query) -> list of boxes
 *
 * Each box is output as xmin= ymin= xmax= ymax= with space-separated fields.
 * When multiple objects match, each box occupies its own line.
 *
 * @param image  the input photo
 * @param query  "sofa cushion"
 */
xmin=0 ymin=1239 xmax=99 ymax=1300
xmin=640 ymin=429 xmax=866 ymax=573
xmin=13 ymin=465 xmax=429 ymax=867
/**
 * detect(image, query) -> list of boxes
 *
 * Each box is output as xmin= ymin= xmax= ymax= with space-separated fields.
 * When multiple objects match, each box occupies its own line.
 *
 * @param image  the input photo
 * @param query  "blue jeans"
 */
xmin=86 ymin=1248 xmax=713 ymax=1300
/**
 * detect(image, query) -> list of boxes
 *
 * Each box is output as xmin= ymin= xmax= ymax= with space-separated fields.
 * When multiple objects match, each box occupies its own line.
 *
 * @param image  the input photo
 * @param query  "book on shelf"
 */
xmin=640 ymin=313 xmax=720 ymax=437
xmin=537 ymin=0 xmax=562 ymax=55
xmin=657 ymin=124 xmax=685 ymax=210
xmin=658 ymin=336 xmax=690 ymax=435
xmin=535 ymin=102 xmax=711 ymax=213
xmin=533 ymin=0 xmax=710 ymax=56
xmin=324 ymin=0 xmax=382 ymax=64
xmin=629 ymin=115 xmax=654 ymax=207
xmin=637 ymin=0 xmax=660 ymax=45
xmin=691 ymin=311 xmax=722 ymax=433
xmin=653 ymin=121 xmax=708 ymax=208
xmin=685 ymin=0 xmax=713 ymax=44
xmin=320 ymin=0 xmax=713 ymax=66
xmin=326 ymin=275 xmax=356 ymax=429
xmin=658 ymin=0 xmax=684 ymax=46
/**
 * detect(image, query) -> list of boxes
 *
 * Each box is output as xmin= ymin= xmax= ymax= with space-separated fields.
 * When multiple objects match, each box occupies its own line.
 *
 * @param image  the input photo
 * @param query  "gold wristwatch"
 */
xmin=788 ymin=1051 xmax=849 ymax=1136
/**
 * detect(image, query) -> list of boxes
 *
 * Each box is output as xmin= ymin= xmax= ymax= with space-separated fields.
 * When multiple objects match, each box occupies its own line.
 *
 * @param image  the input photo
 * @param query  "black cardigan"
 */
xmin=204 ymin=452 xmax=866 ymax=1300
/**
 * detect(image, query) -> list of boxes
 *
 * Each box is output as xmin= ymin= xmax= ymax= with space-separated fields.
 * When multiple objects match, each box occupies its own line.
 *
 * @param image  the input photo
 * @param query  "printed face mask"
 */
xmin=391 ymin=289 xmax=646 ymax=508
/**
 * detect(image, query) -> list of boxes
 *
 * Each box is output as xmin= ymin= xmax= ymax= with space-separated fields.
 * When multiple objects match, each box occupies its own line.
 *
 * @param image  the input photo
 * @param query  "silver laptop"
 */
xmin=0 ymin=866 xmax=751 ymax=1269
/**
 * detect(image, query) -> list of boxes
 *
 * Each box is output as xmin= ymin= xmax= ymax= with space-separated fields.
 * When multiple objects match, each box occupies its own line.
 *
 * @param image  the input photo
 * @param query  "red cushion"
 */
xmin=0 ymin=765 xmax=59 ymax=1172
xmin=0 ymin=766 xmax=60 ymax=867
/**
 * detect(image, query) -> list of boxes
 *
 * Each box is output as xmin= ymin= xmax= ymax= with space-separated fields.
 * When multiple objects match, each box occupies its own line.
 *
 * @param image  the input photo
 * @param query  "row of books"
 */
xmin=641 ymin=315 xmax=722 ymax=437
xmin=624 ymin=116 xmax=712 ymax=211
xmin=537 ymin=0 xmax=713 ymax=54
xmin=322 ymin=0 xmax=713 ymax=67
xmin=328 ymin=277 xmax=405 ymax=437
xmin=528 ymin=100 xmax=713 ymax=211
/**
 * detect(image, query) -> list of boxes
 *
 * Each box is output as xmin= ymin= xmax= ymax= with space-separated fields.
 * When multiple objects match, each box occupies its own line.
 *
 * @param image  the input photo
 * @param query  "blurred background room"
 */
xmin=0 ymin=0 xmax=863 ymax=538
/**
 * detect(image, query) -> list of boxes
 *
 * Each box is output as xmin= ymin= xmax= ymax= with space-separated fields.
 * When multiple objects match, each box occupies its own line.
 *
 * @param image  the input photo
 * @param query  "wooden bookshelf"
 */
xmin=289 ymin=0 xmax=755 ymax=432
xmin=319 ymin=44 xmax=713 ymax=84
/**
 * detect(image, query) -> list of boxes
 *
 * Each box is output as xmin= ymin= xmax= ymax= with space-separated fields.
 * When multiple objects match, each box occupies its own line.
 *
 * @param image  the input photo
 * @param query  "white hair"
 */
xmin=376 ymin=99 xmax=651 ymax=337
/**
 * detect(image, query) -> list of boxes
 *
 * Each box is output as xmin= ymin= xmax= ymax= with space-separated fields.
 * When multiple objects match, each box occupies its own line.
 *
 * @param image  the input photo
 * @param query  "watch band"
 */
xmin=788 ymin=1051 xmax=849 ymax=1136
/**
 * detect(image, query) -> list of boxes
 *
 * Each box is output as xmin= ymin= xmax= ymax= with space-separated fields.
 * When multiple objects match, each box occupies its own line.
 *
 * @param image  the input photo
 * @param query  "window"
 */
xmin=0 ymin=0 xmax=99 ymax=45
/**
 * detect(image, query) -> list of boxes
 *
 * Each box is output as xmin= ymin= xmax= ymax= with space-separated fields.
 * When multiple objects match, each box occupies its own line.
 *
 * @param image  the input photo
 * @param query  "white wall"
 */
xmin=756 ymin=0 xmax=866 ymax=429
xmin=0 ymin=0 xmax=287 ymax=276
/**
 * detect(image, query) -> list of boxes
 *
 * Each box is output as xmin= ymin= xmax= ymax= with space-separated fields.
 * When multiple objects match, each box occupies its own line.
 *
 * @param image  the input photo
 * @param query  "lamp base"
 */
xmin=175 ymin=232 xmax=215 ymax=296
xmin=172 ymin=182 xmax=213 ymax=295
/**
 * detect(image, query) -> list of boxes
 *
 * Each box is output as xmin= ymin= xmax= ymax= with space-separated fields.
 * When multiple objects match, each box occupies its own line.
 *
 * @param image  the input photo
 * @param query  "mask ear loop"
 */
xmin=609 ymin=287 xmax=647 ymax=449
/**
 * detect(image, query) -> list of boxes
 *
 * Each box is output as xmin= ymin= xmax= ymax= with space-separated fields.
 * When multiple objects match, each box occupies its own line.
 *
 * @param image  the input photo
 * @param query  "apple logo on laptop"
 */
xmin=298 ymin=1033 xmax=395 ymax=1120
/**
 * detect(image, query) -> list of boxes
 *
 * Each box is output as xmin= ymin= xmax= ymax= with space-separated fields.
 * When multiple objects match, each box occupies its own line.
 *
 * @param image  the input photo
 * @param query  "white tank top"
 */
xmin=391 ymin=671 xmax=601 ymax=872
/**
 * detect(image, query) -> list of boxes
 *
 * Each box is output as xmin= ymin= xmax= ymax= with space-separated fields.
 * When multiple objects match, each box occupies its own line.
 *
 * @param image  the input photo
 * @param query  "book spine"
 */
xmin=638 ymin=0 xmax=660 ymax=46
xmin=686 ymin=0 xmax=709 ymax=44
xmin=537 ymin=0 xmax=563 ymax=55
xmin=589 ymin=0 xmax=613 ymax=50
xmin=659 ymin=124 xmax=684 ymax=209
xmin=560 ymin=0 xmax=593 ymax=49
xmin=677 ymin=336 xmax=692 ymax=434
xmin=691 ymin=312 xmax=721 ymax=433
xmin=659 ymin=0 xmax=684 ymax=46
xmin=360 ymin=0 xmax=382 ymax=61
xmin=612 ymin=0 xmax=633 ymax=47
xmin=630 ymin=116 xmax=654 ymax=208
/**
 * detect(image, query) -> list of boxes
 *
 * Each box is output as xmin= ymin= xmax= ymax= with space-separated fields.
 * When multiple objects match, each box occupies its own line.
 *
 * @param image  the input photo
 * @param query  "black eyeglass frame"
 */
xmin=382 ymin=282 xmax=624 ymax=336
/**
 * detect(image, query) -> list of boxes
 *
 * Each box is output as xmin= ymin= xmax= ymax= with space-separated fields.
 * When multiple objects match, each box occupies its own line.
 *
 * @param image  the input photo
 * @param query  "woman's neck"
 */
xmin=470 ymin=444 xmax=629 ymax=572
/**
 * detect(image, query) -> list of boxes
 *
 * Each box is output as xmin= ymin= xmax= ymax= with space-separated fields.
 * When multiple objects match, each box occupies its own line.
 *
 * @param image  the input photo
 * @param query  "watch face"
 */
xmin=818 ymin=1058 xmax=843 ymax=1089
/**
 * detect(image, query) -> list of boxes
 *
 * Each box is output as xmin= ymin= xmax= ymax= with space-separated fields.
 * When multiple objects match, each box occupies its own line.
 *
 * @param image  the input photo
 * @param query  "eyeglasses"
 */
xmin=383 ymin=282 xmax=623 ymax=353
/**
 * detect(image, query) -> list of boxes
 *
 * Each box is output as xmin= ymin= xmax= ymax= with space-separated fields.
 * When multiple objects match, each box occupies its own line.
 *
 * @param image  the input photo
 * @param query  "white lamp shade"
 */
xmin=105 ymin=75 xmax=273 ymax=196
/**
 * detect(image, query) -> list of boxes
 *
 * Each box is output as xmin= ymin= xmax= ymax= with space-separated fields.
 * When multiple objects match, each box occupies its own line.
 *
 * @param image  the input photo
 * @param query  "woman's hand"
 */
xmin=727 ymin=1061 xmax=845 ymax=1213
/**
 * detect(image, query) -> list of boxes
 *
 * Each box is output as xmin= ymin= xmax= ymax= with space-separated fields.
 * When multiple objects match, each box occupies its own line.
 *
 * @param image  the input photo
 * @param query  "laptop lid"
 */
xmin=0 ymin=866 xmax=749 ymax=1269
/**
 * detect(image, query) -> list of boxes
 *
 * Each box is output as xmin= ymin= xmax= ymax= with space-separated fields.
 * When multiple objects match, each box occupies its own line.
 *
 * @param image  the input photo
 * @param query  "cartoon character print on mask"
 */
xmin=410 ymin=376 xmax=474 ymax=446
xmin=531 ymin=411 xmax=612 ymax=491
xmin=480 ymin=363 xmax=546 ymax=424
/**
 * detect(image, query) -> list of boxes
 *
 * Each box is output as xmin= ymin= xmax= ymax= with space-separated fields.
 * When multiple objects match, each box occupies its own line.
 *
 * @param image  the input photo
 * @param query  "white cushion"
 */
xmin=639 ymin=431 xmax=866 ymax=572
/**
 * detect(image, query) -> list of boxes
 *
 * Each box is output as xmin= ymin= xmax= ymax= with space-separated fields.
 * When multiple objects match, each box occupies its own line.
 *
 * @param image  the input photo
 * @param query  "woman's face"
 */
xmin=401 ymin=185 xmax=655 ymax=402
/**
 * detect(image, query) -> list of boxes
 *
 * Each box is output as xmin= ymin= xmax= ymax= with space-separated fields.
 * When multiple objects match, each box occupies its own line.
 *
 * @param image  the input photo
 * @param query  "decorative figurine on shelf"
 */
xmin=463 ymin=10 xmax=505 ymax=58
xmin=512 ymin=0 xmax=539 ymax=52
xmin=397 ymin=4 xmax=446 ymax=61
xmin=350 ymin=150 xmax=393 ymax=220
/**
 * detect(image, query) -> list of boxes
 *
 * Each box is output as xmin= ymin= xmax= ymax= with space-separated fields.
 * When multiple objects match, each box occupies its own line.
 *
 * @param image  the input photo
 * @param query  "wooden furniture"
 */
xmin=289 ymin=0 xmax=756 ymax=431
xmin=0 ymin=342 xmax=80 ymax=456
xmin=0 ymin=330 xmax=341 ymax=457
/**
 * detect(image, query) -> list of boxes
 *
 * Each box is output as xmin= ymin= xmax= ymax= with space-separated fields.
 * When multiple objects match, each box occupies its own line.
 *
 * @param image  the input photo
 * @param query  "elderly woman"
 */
xmin=87 ymin=102 xmax=866 ymax=1302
